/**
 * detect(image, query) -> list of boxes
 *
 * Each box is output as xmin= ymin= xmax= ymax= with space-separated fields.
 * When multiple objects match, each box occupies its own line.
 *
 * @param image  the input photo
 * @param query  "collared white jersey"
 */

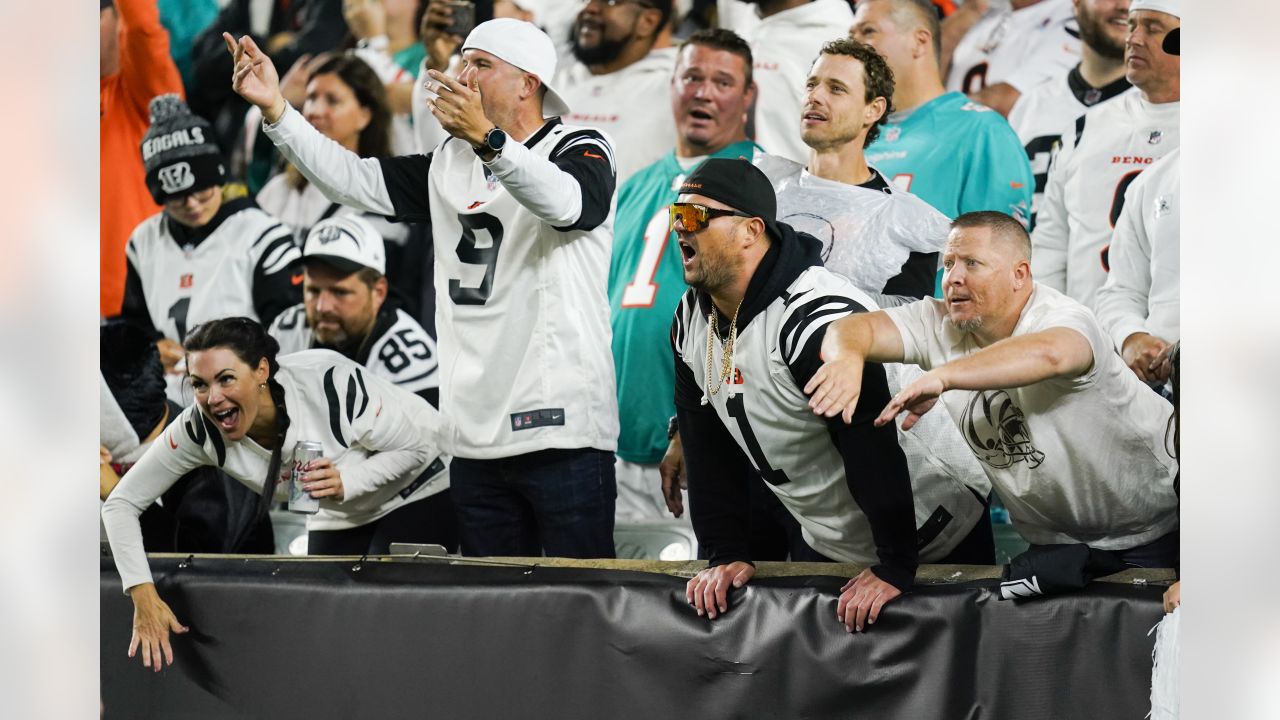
xmin=746 ymin=0 xmax=855 ymax=164
xmin=102 ymin=350 xmax=450 ymax=591
xmin=1095 ymin=148 xmax=1180 ymax=349
xmin=557 ymin=47 xmax=679 ymax=186
xmin=1008 ymin=66 xmax=1131 ymax=226
xmin=1031 ymin=89 xmax=1179 ymax=307
xmin=270 ymin=304 xmax=440 ymax=396
xmin=946 ymin=0 xmax=1080 ymax=95
xmin=124 ymin=204 xmax=299 ymax=342
xmin=673 ymin=267 xmax=985 ymax=564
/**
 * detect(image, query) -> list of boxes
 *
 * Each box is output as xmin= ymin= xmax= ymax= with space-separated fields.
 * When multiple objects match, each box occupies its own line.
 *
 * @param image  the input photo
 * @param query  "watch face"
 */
xmin=488 ymin=129 xmax=507 ymax=151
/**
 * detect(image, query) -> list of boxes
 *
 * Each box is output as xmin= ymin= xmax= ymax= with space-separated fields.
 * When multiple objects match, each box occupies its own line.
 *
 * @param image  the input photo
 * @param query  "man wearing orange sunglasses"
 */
xmin=673 ymin=158 xmax=991 ymax=633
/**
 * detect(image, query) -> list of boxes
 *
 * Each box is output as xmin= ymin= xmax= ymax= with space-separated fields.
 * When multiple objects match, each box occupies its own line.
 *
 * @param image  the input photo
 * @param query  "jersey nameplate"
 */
xmin=510 ymin=408 xmax=566 ymax=431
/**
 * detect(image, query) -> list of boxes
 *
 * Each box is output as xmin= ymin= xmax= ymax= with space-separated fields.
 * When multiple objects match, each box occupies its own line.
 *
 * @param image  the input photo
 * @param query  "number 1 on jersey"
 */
xmin=620 ymin=208 xmax=673 ymax=308
xmin=726 ymin=393 xmax=791 ymax=486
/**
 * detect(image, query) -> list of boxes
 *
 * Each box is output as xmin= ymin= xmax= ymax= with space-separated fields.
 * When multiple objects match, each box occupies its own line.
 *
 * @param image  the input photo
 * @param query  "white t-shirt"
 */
xmin=946 ymin=0 xmax=1080 ymax=95
xmin=883 ymin=284 xmax=1179 ymax=549
xmin=557 ymin=47 xmax=679 ymax=186
xmin=102 ymin=350 xmax=450 ymax=591
xmin=746 ymin=0 xmax=855 ymax=164
xmin=1094 ymin=147 xmax=1180 ymax=349
xmin=1031 ymin=89 xmax=1179 ymax=307
xmin=1007 ymin=66 xmax=1131 ymax=225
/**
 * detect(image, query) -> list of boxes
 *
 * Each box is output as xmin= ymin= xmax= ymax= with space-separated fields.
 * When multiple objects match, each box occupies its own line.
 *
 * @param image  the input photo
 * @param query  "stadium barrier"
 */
xmin=101 ymin=554 xmax=1171 ymax=719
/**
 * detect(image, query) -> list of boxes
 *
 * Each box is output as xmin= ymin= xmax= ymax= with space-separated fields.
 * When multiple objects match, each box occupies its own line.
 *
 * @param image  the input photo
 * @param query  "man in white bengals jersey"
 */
xmin=1008 ymin=0 xmax=1132 ymax=228
xmin=269 ymin=215 xmax=441 ymax=407
xmin=119 ymin=94 xmax=301 ymax=383
xmin=672 ymin=159 xmax=991 ymax=632
xmin=1031 ymin=0 xmax=1178 ymax=309
xmin=227 ymin=18 xmax=621 ymax=558
xmin=942 ymin=0 xmax=1081 ymax=117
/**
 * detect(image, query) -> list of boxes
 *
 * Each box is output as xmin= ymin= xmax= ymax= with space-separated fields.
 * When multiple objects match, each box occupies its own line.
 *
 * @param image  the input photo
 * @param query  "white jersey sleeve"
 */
xmin=324 ymin=359 xmax=439 ymax=506
xmin=101 ymin=407 xmax=225 ymax=592
xmin=263 ymin=103 xmax=397 ymax=216
xmin=364 ymin=309 xmax=440 ymax=395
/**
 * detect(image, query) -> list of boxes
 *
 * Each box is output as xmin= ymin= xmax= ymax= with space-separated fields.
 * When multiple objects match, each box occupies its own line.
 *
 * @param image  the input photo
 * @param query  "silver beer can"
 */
xmin=287 ymin=441 xmax=324 ymax=514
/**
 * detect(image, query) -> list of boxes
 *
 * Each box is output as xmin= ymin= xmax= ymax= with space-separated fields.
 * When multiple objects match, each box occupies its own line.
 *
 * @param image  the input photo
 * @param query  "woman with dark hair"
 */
xmin=256 ymin=54 xmax=395 ymax=238
xmin=102 ymin=316 xmax=451 ymax=672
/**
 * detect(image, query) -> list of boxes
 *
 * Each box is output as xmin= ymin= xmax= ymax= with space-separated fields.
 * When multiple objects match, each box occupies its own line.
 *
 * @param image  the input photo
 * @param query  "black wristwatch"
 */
xmin=475 ymin=127 xmax=507 ymax=158
xmin=666 ymin=416 xmax=679 ymax=440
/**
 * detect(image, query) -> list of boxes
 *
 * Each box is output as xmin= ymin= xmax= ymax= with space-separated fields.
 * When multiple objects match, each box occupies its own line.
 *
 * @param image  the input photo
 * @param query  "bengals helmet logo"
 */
xmin=960 ymin=390 xmax=1045 ymax=470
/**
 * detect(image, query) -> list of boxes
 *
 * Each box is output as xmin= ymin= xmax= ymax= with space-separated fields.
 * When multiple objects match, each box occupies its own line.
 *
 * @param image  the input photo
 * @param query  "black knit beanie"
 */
xmin=140 ymin=94 xmax=228 ymax=203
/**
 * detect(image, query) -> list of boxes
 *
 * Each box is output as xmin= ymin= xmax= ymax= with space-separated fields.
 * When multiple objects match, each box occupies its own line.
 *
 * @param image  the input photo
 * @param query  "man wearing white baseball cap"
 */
xmin=1032 ymin=0 xmax=1180 ymax=316
xmin=226 ymin=20 xmax=623 ymax=560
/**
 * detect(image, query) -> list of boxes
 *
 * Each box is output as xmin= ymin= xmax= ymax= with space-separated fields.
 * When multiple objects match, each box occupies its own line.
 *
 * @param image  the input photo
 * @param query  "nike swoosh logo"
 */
xmin=1011 ymin=182 xmax=1025 ymax=189
xmin=168 ymin=433 xmax=178 ymax=449
xmin=290 ymin=273 xmax=304 ymax=285
xmin=583 ymin=150 xmax=604 ymax=160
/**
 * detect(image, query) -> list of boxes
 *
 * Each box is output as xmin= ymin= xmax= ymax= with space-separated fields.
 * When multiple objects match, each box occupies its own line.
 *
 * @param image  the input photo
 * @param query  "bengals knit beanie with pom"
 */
xmin=140 ymin=94 xmax=227 ymax=203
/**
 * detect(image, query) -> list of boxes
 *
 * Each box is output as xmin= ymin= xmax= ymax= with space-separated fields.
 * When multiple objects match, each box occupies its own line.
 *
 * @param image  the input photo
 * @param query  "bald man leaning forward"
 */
xmin=806 ymin=211 xmax=1179 ymax=568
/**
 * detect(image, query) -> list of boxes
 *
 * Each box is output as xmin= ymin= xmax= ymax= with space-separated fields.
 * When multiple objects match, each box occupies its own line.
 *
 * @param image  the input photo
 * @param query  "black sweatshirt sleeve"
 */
xmin=788 ymin=320 xmax=919 ymax=592
xmin=673 ymin=308 xmax=753 ymax=568
xmin=548 ymin=130 xmax=616 ymax=232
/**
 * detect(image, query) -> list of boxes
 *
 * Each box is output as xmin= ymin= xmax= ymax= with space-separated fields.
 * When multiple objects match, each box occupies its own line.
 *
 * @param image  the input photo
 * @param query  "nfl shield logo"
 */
xmin=1148 ymin=130 xmax=1163 ymax=145
xmin=884 ymin=127 xmax=901 ymax=143
xmin=1084 ymin=88 xmax=1101 ymax=105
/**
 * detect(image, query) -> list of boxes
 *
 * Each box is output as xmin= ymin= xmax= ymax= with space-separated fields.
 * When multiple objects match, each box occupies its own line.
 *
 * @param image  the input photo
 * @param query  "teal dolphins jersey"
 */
xmin=608 ymin=140 xmax=761 ymax=464
xmin=867 ymin=92 xmax=1034 ymax=228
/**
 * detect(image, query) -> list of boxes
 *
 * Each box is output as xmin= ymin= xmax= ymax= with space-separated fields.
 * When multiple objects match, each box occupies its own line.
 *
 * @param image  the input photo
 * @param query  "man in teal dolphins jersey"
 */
xmin=609 ymin=28 xmax=761 ymax=522
xmin=852 ymin=0 xmax=1033 ymax=230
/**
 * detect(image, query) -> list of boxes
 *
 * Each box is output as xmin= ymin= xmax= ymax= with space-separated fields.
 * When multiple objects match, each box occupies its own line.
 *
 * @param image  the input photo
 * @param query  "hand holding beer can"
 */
xmin=288 ymin=441 xmax=324 ymax=514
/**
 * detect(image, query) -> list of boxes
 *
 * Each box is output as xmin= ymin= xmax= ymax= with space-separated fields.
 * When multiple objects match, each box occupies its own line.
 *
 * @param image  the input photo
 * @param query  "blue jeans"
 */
xmin=450 ymin=448 xmax=617 ymax=559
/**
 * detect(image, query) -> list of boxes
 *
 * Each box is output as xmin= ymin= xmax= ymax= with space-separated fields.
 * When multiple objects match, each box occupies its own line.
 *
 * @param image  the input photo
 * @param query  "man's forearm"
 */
xmin=935 ymin=328 xmax=1094 ymax=390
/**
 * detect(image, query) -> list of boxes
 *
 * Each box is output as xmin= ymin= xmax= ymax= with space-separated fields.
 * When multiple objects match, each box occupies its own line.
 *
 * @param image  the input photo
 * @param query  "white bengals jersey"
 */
xmin=102 ymin=350 xmax=449 ymax=591
xmin=1031 ymin=89 xmax=1179 ymax=308
xmin=262 ymin=106 xmax=619 ymax=459
xmin=123 ymin=202 xmax=299 ymax=342
xmin=557 ymin=47 xmax=679 ymax=186
xmin=673 ymin=267 xmax=985 ymax=564
xmin=947 ymin=0 xmax=1080 ymax=96
xmin=270 ymin=303 xmax=439 ymax=397
xmin=1008 ymin=66 xmax=1131 ymax=226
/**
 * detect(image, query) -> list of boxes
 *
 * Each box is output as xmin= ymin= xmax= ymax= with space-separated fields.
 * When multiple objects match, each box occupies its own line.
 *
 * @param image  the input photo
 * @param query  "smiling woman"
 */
xmin=101 ymin=316 xmax=454 ymax=673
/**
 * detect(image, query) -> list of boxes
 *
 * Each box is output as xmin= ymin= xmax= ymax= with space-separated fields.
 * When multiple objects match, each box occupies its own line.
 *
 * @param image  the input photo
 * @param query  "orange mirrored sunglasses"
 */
xmin=668 ymin=202 xmax=752 ymax=233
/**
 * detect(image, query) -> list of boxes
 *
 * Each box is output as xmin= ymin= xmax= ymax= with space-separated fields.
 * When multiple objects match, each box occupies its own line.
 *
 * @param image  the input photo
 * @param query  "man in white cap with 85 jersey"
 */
xmin=224 ymin=19 xmax=622 ymax=559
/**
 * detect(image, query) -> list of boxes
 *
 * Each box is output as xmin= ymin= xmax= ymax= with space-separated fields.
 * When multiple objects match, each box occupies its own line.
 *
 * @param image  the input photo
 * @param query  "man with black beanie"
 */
xmin=672 ymin=159 xmax=991 ymax=632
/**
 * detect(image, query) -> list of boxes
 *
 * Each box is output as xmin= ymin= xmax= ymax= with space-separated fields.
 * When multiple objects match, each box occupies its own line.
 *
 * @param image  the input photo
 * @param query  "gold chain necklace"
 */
xmin=704 ymin=299 xmax=743 ymax=399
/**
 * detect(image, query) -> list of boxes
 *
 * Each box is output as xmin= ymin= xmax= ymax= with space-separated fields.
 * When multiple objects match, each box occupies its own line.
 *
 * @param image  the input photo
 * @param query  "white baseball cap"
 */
xmin=1129 ymin=0 xmax=1180 ymax=18
xmin=461 ymin=18 xmax=570 ymax=118
xmin=301 ymin=215 xmax=386 ymax=276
